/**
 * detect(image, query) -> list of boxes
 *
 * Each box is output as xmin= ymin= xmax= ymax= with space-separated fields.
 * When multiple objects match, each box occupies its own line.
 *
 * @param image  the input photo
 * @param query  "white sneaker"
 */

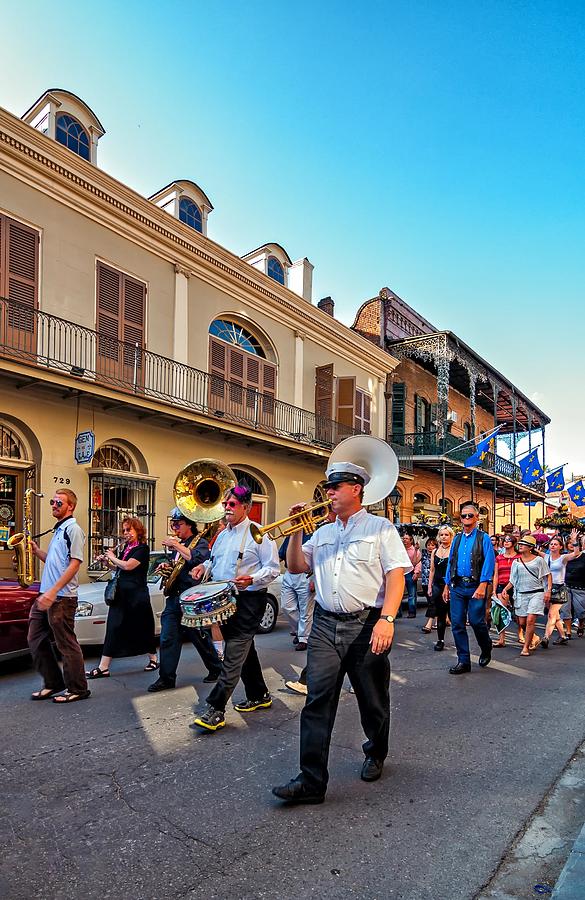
xmin=285 ymin=680 xmax=308 ymax=695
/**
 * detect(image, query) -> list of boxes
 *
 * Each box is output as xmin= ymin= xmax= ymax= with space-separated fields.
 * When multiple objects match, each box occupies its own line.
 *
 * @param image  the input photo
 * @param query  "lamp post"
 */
xmin=388 ymin=487 xmax=401 ymax=524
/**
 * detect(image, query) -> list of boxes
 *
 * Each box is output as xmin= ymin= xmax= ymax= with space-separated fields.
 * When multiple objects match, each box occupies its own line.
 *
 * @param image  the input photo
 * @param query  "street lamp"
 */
xmin=388 ymin=487 xmax=401 ymax=524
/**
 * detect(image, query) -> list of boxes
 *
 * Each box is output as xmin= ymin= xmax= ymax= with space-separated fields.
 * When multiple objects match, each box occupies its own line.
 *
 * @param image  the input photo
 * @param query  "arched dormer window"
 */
xmin=267 ymin=257 xmax=285 ymax=285
xmin=55 ymin=114 xmax=91 ymax=160
xmin=179 ymin=197 xmax=203 ymax=233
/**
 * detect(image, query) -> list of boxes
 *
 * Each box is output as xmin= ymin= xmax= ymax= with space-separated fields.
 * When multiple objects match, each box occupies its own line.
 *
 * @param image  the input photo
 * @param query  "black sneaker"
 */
xmin=233 ymin=693 xmax=272 ymax=712
xmin=193 ymin=706 xmax=226 ymax=731
xmin=434 ymin=640 xmax=444 ymax=651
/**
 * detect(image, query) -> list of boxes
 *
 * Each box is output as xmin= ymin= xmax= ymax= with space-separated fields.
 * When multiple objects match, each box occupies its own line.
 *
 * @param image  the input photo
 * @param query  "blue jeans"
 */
xmin=159 ymin=594 xmax=221 ymax=685
xmin=404 ymin=573 xmax=417 ymax=615
xmin=449 ymin=582 xmax=492 ymax=665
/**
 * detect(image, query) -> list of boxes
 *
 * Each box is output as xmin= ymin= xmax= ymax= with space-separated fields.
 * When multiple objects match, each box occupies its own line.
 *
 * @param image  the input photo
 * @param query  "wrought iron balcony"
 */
xmin=0 ymin=296 xmax=411 ymax=469
xmin=392 ymin=430 xmax=544 ymax=489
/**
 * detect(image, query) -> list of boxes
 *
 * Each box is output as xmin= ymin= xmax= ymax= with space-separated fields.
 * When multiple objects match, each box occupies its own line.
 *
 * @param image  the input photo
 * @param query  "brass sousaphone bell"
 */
xmin=250 ymin=434 xmax=399 ymax=543
xmin=173 ymin=458 xmax=237 ymax=524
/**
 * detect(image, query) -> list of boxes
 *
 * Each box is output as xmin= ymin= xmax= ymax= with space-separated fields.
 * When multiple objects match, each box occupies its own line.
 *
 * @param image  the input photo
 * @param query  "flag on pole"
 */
xmin=546 ymin=466 xmax=565 ymax=493
xmin=519 ymin=449 xmax=544 ymax=485
xmin=568 ymin=480 xmax=585 ymax=506
xmin=464 ymin=426 xmax=502 ymax=468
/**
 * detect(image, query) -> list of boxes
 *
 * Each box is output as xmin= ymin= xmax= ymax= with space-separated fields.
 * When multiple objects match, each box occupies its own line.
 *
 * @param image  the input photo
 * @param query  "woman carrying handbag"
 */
xmin=87 ymin=517 xmax=158 ymax=678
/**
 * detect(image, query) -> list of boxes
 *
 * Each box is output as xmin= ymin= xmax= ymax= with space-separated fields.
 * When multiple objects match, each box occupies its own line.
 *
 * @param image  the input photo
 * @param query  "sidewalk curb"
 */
xmin=552 ymin=820 xmax=585 ymax=898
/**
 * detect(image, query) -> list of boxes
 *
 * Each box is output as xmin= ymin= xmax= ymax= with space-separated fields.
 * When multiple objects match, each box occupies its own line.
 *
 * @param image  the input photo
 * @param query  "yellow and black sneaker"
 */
xmin=193 ymin=706 xmax=226 ymax=731
xmin=233 ymin=693 xmax=272 ymax=713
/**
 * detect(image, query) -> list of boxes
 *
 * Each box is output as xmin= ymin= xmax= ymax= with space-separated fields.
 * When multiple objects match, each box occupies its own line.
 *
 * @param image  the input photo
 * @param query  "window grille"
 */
xmin=89 ymin=473 xmax=155 ymax=565
xmin=55 ymin=114 xmax=90 ymax=160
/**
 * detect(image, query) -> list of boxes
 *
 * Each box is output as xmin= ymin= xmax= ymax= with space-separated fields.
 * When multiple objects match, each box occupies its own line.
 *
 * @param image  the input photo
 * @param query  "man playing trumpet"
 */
xmin=272 ymin=460 xmax=411 ymax=804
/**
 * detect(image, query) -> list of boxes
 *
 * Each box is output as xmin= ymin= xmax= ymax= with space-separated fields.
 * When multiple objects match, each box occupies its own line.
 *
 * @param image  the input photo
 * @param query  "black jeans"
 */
xmin=159 ymin=594 xmax=221 ymax=684
xmin=206 ymin=590 xmax=268 ymax=712
xmin=299 ymin=604 xmax=391 ymax=793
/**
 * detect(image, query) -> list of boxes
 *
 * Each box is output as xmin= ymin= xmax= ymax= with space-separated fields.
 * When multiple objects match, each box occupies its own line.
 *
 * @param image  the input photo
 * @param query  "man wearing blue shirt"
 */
xmin=444 ymin=501 xmax=495 ymax=674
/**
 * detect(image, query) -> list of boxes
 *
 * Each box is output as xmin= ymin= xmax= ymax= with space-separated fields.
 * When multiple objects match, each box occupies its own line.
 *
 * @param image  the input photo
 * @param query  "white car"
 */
xmin=74 ymin=552 xmax=281 ymax=645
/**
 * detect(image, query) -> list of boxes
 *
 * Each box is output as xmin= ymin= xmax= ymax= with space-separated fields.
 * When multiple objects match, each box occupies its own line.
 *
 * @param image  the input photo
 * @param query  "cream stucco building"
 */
xmin=0 ymin=89 xmax=405 ymax=579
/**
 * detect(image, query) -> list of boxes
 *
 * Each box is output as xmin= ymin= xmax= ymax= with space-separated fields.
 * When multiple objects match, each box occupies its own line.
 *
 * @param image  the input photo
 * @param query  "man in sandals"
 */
xmin=28 ymin=489 xmax=90 ymax=704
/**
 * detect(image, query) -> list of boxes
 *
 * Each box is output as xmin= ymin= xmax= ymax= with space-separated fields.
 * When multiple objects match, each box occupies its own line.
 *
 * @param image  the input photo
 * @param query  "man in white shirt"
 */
xmin=272 ymin=461 xmax=411 ymax=804
xmin=191 ymin=484 xmax=279 ymax=732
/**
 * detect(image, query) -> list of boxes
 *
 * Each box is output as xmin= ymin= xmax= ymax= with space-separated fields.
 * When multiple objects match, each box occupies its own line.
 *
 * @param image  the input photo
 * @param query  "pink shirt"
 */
xmin=405 ymin=544 xmax=421 ymax=579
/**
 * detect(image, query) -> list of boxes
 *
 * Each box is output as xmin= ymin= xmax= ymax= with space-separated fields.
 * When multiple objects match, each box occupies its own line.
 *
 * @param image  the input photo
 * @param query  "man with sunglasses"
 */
xmin=191 ymin=484 xmax=280 ymax=732
xmin=28 ymin=490 xmax=90 ymax=703
xmin=272 ymin=461 xmax=411 ymax=805
xmin=148 ymin=507 xmax=220 ymax=692
xmin=444 ymin=501 xmax=495 ymax=674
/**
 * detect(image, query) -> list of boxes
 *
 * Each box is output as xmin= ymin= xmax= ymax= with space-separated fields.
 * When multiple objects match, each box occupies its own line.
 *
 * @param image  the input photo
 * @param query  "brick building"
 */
xmin=353 ymin=288 xmax=550 ymax=532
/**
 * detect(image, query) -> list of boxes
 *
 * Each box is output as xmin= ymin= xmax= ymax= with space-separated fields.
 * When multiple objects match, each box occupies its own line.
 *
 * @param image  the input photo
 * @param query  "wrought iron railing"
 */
xmin=392 ymin=430 xmax=545 ymax=489
xmin=0 ymin=296 xmax=411 ymax=469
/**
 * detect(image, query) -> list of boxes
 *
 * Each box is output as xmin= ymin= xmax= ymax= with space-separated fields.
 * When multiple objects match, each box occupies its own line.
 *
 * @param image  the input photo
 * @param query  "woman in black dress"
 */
xmin=427 ymin=525 xmax=453 ymax=651
xmin=87 ymin=517 xmax=158 ymax=678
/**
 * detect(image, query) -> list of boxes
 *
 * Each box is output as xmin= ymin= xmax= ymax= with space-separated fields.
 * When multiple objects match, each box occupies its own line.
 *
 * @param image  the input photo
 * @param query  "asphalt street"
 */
xmin=2 ymin=613 xmax=585 ymax=900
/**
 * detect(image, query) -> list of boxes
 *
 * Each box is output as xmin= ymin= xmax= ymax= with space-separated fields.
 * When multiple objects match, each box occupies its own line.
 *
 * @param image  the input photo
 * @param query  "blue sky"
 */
xmin=2 ymin=1 xmax=584 ymax=473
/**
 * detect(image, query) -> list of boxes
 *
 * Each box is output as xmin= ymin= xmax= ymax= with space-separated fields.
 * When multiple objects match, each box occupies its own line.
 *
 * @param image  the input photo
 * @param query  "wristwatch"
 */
xmin=380 ymin=614 xmax=395 ymax=624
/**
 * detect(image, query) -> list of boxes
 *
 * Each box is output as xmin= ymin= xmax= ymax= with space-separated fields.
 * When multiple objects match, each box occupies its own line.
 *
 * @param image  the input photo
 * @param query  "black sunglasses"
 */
xmin=460 ymin=512 xmax=475 ymax=519
xmin=49 ymin=499 xmax=64 ymax=508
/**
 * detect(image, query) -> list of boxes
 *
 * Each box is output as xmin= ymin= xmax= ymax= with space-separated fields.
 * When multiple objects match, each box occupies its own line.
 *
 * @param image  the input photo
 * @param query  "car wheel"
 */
xmin=258 ymin=596 xmax=278 ymax=634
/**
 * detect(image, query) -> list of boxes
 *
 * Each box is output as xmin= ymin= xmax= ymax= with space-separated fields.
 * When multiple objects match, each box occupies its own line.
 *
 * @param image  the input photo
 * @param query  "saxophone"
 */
xmin=7 ymin=487 xmax=44 ymax=587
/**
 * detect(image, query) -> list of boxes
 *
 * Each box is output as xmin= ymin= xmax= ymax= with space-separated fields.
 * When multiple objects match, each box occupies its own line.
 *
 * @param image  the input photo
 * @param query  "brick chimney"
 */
xmin=317 ymin=296 xmax=335 ymax=317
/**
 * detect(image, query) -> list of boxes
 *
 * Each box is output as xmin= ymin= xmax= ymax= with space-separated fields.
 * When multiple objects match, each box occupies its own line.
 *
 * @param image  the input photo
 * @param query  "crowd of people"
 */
xmin=406 ymin=522 xmax=585 ymax=661
xmin=25 ymin=480 xmax=584 ymax=803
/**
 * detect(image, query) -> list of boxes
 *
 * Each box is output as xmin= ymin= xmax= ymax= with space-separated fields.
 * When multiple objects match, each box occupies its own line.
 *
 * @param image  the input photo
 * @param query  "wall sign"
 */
xmin=75 ymin=431 xmax=95 ymax=465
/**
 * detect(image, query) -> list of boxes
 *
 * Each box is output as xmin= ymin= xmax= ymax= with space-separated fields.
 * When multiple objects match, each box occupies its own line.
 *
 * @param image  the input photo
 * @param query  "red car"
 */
xmin=0 ymin=582 xmax=39 ymax=660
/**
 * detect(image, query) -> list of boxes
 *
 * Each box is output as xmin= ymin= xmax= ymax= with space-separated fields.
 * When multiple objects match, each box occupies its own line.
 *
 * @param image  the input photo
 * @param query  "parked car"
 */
xmin=0 ymin=554 xmax=282 ymax=662
xmin=75 ymin=553 xmax=282 ymax=646
xmin=0 ymin=582 xmax=40 ymax=661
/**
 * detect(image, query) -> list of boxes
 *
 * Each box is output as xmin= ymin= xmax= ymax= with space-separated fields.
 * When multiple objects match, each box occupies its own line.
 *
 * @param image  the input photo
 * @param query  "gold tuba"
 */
xmin=163 ymin=459 xmax=237 ymax=595
xmin=251 ymin=434 xmax=399 ymax=543
xmin=7 ymin=487 xmax=44 ymax=587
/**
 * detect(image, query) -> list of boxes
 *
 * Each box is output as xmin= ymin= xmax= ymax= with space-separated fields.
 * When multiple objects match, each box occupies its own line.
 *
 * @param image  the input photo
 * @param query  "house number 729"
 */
xmin=53 ymin=477 xmax=71 ymax=485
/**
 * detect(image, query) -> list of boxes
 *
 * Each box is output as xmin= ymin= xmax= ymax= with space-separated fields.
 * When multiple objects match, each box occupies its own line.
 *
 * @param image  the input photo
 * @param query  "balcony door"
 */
xmin=208 ymin=334 xmax=276 ymax=430
xmin=0 ymin=214 xmax=39 ymax=360
xmin=96 ymin=262 xmax=145 ymax=391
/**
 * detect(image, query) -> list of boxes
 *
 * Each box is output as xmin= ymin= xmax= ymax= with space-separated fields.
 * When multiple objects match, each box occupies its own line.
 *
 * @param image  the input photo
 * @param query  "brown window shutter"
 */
xmin=315 ymin=364 xmax=334 ymax=419
xmin=97 ymin=263 xmax=122 ymax=360
xmin=121 ymin=275 xmax=145 ymax=372
xmin=5 ymin=217 xmax=39 ymax=312
xmin=260 ymin=360 xmax=276 ymax=396
xmin=246 ymin=356 xmax=260 ymax=388
xmin=209 ymin=337 xmax=226 ymax=375
xmin=337 ymin=376 xmax=356 ymax=428
xmin=0 ymin=214 xmax=4 ymax=296
xmin=229 ymin=347 xmax=245 ymax=383
xmin=355 ymin=390 xmax=371 ymax=434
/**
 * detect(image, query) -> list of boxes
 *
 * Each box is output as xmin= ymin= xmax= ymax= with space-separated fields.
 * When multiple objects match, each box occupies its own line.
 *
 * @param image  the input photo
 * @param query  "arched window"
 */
xmin=231 ymin=468 xmax=268 ymax=524
xmin=463 ymin=422 xmax=472 ymax=442
xmin=209 ymin=320 xmax=266 ymax=357
xmin=414 ymin=492 xmax=430 ymax=504
xmin=178 ymin=197 xmax=203 ymax=233
xmin=0 ymin=423 xmax=24 ymax=460
xmin=92 ymin=444 xmax=134 ymax=471
xmin=267 ymin=257 xmax=285 ymax=285
xmin=55 ymin=114 xmax=90 ymax=161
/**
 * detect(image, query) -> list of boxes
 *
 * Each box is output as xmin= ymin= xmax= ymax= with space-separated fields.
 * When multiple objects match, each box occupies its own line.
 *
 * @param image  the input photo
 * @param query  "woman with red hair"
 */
xmin=87 ymin=517 xmax=157 ymax=678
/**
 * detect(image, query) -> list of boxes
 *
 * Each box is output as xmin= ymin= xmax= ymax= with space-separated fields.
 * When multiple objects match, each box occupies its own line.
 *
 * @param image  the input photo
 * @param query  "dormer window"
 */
xmin=267 ymin=257 xmax=285 ymax=285
xmin=21 ymin=89 xmax=105 ymax=165
xmin=55 ymin=114 xmax=91 ymax=160
xmin=178 ymin=197 xmax=203 ymax=233
xmin=149 ymin=181 xmax=213 ymax=237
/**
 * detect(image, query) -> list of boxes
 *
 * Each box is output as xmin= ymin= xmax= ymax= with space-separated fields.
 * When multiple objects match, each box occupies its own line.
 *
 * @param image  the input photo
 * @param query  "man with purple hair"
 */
xmin=191 ymin=484 xmax=280 ymax=732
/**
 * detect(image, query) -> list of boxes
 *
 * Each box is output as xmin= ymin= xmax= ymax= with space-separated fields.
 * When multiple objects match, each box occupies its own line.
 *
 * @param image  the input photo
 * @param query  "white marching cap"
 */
xmin=324 ymin=461 xmax=371 ymax=487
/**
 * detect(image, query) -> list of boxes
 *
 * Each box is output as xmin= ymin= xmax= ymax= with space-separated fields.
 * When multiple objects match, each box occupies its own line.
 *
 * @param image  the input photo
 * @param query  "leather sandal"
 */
xmin=52 ymin=690 xmax=91 ymax=703
xmin=144 ymin=660 xmax=159 ymax=671
xmin=31 ymin=688 xmax=62 ymax=701
xmin=86 ymin=667 xmax=110 ymax=678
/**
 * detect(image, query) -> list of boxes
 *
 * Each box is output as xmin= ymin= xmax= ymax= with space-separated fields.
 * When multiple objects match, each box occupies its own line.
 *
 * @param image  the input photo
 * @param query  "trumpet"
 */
xmin=250 ymin=499 xmax=332 ymax=544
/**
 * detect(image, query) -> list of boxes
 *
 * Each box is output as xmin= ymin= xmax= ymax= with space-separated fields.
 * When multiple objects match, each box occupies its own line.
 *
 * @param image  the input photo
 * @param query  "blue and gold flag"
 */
xmin=519 ymin=449 xmax=544 ymax=485
xmin=568 ymin=480 xmax=585 ymax=506
xmin=464 ymin=426 xmax=501 ymax=468
xmin=546 ymin=466 xmax=565 ymax=493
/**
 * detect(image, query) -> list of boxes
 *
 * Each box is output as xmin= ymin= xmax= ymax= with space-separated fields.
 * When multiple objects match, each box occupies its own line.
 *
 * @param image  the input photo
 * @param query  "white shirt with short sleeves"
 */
xmin=40 ymin=516 xmax=85 ymax=598
xmin=205 ymin=517 xmax=279 ymax=591
xmin=302 ymin=508 xmax=412 ymax=614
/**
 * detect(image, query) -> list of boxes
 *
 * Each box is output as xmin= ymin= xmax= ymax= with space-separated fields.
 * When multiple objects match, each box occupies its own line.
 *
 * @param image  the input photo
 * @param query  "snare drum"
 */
xmin=179 ymin=581 xmax=237 ymax=629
